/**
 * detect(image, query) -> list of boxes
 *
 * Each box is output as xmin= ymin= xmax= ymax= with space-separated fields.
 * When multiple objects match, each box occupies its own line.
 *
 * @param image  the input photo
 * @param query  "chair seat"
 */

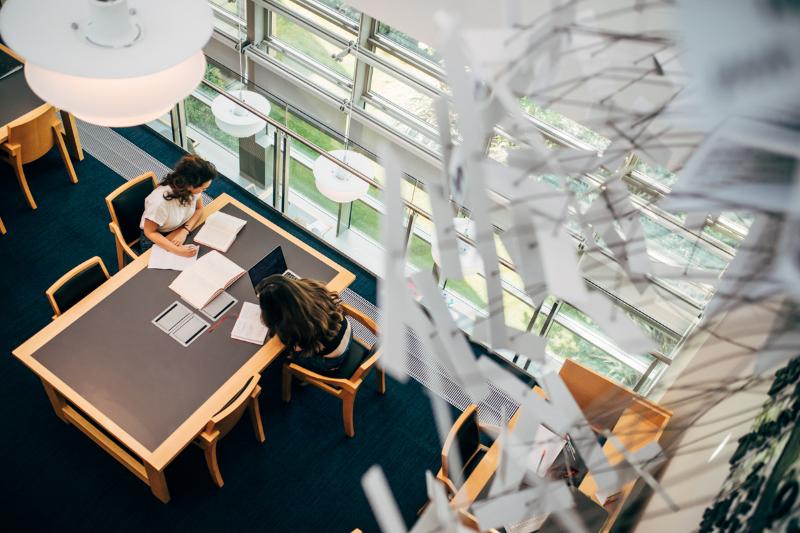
xmin=328 ymin=341 xmax=377 ymax=379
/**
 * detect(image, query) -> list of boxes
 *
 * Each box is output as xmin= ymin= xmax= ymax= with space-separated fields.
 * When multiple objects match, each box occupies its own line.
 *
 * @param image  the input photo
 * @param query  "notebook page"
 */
xmin=198 ymin=251 xmax=245 ymax=290
xmin=169 ymin=258 xmax=221 ymax=309
xmin=231 ymin=302 xmax=269 ymax=344
xmin=194 ymin=212 xmax=247 ymax=252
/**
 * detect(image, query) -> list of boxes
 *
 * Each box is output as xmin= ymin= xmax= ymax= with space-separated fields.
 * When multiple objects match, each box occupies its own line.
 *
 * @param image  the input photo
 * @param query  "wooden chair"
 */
xmin=281 ymin=303 xmax=386 ymax=438
xmin=0 ymin=106 xmax=78 ymax=210
xmin=193 ymin=373 xmax=265 ymax=488
xmin=105 ymin=172 xmax=157 ymax=270
xmin=437 ymin=403 xmax=491 ymax=498
xmin=45 ymin=257 xmax=110 ymax=319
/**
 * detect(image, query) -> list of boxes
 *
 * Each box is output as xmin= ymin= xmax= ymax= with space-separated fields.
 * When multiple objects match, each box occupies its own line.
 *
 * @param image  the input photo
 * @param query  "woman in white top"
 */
xmin=139 ymin=155 xmax=216 ymax=257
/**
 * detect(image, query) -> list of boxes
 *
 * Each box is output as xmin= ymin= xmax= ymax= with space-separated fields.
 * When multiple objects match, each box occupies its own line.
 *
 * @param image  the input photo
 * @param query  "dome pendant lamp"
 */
xmin=0 ymin=0 xmax=213 ymax=127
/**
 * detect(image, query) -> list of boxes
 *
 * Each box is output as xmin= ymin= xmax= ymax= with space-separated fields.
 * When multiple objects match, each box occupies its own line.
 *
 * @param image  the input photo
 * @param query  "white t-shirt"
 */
xmin=139 ymin=185 xmax=201 ymax=233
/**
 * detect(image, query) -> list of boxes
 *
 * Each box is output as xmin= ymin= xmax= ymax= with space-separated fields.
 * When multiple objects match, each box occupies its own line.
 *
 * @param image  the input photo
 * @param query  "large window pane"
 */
xmin=368 ymin=66 xmax=437 ymax=129
xmin=275 ymin=0 xmax=358 ymax=40
xmin=545 ymin=322 xmax=642 ymax=388
xmin=520 ymin=97 xmax=610 ymax=152
xmin=313 ymin=0 xmax=361 ymax=22
xmin=375 ymin=22 xmax=442 ymax=65
xmin=364 ymin=102 xmax=440 ymax=152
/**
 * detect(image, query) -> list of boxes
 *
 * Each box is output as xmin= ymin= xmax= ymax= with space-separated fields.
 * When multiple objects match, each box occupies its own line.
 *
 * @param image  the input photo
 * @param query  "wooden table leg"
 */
xmin=41 ymin=379 xmax=69 ymax=423
xmin=144 ymin=462 xmax=171 ymax=503
xmin=59 ymin=110 xmax=84 ymax=162
xmin=0 ymin=216 xmax=6 ymax=235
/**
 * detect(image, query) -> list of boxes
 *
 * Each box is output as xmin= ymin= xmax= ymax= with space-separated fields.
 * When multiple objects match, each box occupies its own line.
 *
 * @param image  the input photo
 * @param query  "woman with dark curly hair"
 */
xmin=256 ymin=275 xmax=353 ymax=376
xmin=139 ymin=155 xmax=216 ymax=257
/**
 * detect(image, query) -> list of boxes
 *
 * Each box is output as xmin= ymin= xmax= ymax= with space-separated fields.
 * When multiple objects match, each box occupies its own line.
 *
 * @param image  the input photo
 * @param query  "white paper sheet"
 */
xmin=361 ymin=466 xmax=407 ymax=533
xmin=148 ymin=244 xmax=197 ymax=271
xmin=230 ymin=302 xmax=269 ymax=345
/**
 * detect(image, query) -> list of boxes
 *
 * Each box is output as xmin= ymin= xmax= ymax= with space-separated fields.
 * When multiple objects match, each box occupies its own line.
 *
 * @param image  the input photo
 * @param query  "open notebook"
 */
xmin=193 ymin=211 xmax=247 ymax=252
xmin=169 ymin=251 xmax=245 ymax=309
xmin=231 ymin=302 xmax=269 ymax=345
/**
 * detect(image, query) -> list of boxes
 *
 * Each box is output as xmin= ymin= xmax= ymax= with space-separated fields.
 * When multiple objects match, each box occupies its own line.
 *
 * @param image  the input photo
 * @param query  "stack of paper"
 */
xmin=169 ymin=251 xmax=245 ymax=309
xmin=193 ymin=211 xmax=247 ymax=252
xmin=148 ymin=244 xmax=198 ymax=271
xmin=231 ymin=302 xmax=269 ymax=345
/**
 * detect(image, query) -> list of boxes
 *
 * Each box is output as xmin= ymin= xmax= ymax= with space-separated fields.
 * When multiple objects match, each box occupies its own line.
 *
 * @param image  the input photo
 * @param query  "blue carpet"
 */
xmin=0 ymin=136 xmax=441 ymax=532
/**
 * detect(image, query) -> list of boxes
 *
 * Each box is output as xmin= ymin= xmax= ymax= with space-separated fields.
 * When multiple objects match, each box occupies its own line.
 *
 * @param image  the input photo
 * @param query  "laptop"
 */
xmin=248 ymin=246 xmax=300 ymax=294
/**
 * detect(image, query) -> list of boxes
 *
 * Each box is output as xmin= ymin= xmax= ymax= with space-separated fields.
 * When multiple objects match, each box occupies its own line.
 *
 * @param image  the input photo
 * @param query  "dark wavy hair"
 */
xmin=161 ymin=155 xmax=216 ymax=206
xmin=256 ymin=275 xmax=344 ymax=358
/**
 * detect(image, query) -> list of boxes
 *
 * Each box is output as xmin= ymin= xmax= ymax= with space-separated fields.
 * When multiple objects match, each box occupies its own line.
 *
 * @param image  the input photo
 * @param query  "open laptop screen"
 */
xmin=248 ymin=246 xmax=287 ymax=293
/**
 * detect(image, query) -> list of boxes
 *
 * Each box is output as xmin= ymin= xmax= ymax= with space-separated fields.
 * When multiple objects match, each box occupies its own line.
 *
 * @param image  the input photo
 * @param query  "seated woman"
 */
xmin=256 ymin=275 xmax=352 ymax=376
xmin=139 ymin=155 xmax=216 ymax=257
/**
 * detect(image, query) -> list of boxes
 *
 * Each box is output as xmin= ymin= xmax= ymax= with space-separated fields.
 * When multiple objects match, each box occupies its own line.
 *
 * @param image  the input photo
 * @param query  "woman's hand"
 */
xmin=166 ymin=228 xmax=189 ymax=246
xmin=174 ymin=244 xmax=198 ymax=257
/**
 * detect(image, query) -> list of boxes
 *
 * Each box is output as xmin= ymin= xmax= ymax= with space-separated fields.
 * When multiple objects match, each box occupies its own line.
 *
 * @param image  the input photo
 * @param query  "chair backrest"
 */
xmin=105 ymin=172 xmax=157 ymax=245
xmin=208 ymin=374 xmax=260 ymax=439
xmin=559 ymin=358 xmax=633 ymax=432
xmin=7 ymin=106 xmax=59 ymax=164
xmin=441 ymin=403 xmax=481 ymax=489
xmin=46 ymin=257 xmax=110 ymax=317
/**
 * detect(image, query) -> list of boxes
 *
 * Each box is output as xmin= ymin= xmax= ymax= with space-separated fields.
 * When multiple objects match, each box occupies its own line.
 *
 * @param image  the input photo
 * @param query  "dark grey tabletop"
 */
xmin=0 ymin=50 xmax=43 ymax=127
xmin=32 ymin=204 xmax=338 ymax=451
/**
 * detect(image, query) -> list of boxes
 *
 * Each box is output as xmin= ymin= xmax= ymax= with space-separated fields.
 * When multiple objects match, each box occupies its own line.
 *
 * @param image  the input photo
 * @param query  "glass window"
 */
xmin=633 ymin=159 xmax=678 ymax=189
xmin=147 ymin=112 xmax=173 ymax=141
xmin=313 ymin=0 xmax=361 ymax=22
xmin=368 ymin=66 xmax=437 ymax=129
xmin=209 ymin=0 xmax=245 ymax=37
xmin=275 ymin=0 xmax=358 ymax=40
xmin=520 ymin=97 xmax=611 ymax=152
xmin=364 ymin=102 xmax=441 ymax=153
xmin=210 ymin=0 xmax=243 ymax=16
xmin=375 ymin=22 xmax=442 ymax=66
xmin=545 ymin=322 xmax=642 ymax=388
xmin=373 ymin=47 xmax=445 ymax=90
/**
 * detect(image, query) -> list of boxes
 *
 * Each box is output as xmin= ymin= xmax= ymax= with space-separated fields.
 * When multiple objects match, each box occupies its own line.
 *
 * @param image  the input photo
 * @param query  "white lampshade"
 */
xmin=0 ymin=0 xmax=213 ymax=127
xmin=211 ymin=90 xmax=271 ymax=138
xmin=431 ymin=218 xmax=483 ymax=277
xmin=313 ymin=149 xmax=374 ymax=203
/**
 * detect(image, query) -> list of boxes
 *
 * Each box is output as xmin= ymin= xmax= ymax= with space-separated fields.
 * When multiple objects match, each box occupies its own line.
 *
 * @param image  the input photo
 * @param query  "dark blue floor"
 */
xmin=0 ymin=130 xmax=441 ymax=532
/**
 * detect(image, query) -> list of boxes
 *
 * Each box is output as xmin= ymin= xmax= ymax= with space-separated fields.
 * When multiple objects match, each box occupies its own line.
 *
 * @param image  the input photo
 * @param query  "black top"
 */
xmin=318 ymin=316 xmax=349 ymax=356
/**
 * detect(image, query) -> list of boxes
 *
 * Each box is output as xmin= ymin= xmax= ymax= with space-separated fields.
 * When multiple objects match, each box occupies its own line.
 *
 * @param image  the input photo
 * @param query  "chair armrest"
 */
xmin=286 ymin=362 xmax=352 ymax=388
xmin=197 ymin=428 xmax=221 ymax=445
xmin=1 ymin=142 xmax=20 ymax=157
xmin=109 ymin=222 xmax=138 ymax=261
xmin=350 ymin=348 xmax=383 ymax=382
xmin=342 ymin=303 xmax=378 ymax=335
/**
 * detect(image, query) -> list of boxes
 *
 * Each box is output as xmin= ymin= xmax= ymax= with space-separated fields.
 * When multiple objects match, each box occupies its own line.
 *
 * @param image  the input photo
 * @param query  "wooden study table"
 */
xmin=0 ymin=43 xmax=83 ymax=159
xmin=12 ymin=193 xmax=355 ymax=503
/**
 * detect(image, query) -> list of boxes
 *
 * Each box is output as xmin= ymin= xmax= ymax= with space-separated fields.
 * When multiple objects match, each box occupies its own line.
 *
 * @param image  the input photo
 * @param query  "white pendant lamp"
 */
xmin=431 ymin=218 xmax=483 ymax=277
xmin=0 ymin=0 xmax=213 ymax=127
xmin=212 ymin=90 xmax=271 ymax=138
xmin=311 ymin=38 xmax=377 ymax=204
xmin=313 ymin=149 xmax=373 ymax=203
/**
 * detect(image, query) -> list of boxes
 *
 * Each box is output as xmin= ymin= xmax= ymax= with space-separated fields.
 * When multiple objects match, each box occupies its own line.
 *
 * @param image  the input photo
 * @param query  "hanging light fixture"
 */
xmin=212 ymin=89 xmax=271 ymax=138
xmin=0 ymin=0 xmax=213 ymax=127
xmin=313 ymin=149 xmax=373 ymax=203
xmin=312 ymin=39 xmax=377 ymax=204
xmin=210 ymin=16 xmax=271 ymax=138
xmin=431 ymin=217 xmax=483 ymax=277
